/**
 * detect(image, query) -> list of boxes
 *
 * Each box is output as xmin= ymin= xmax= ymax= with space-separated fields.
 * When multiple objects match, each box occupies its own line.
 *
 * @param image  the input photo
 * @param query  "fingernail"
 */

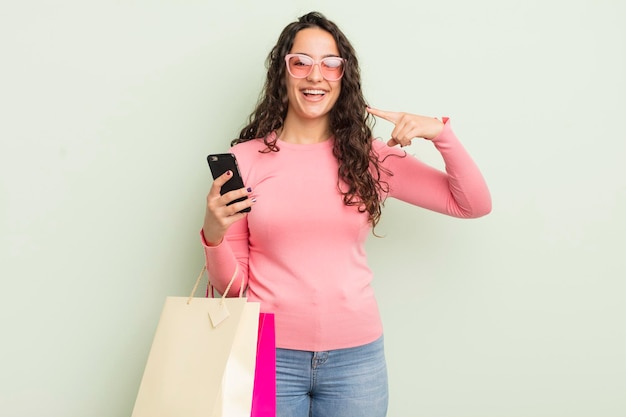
xmin=251 ymin=198 xmax=257 ymax=203
xmin=226 ymin=170 xmax=232 ymax=176
xmin=246 ymin=187 xmax=252 ymax=192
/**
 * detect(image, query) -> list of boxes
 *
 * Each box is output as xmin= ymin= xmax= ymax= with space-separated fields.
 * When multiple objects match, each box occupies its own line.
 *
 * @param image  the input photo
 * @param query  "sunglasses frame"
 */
xmin=284 ymin=53 xmax=346 ymax=81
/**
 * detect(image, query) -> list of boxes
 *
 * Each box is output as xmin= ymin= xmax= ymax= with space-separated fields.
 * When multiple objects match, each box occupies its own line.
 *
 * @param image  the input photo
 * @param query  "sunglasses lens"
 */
xmin=287 ymin=55 xmax=314 ymax=77
xmin=320 ymin=57 xmax=344 ymax=81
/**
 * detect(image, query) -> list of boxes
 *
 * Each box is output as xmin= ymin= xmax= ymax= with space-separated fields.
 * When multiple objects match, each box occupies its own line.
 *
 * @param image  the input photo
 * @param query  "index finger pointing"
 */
xmin=366 ymin=106 xmax=400 ymax=124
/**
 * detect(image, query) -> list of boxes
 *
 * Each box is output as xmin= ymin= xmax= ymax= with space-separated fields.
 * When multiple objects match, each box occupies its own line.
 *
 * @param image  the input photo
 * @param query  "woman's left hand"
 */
xmin=366 ymin=106 xmax=444 ymax=147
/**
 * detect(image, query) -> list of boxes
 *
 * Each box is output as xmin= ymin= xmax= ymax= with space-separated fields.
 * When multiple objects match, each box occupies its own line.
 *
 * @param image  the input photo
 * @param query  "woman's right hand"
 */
xmin=202 ymin=170 xmax=254 ymax=246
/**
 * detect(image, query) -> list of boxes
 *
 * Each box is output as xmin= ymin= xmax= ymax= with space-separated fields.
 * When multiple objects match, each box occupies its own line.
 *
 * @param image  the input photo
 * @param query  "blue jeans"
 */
xmin=276 ymin=336 xmax=388 ymax=417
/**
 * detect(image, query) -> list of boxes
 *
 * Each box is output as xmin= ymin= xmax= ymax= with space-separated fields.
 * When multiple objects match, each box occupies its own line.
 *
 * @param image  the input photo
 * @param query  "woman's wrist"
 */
xmin=201 ymin=228 xmax=224 ymax=247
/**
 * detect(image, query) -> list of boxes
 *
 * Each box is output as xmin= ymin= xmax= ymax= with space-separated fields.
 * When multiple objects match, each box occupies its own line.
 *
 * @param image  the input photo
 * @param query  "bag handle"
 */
xmin=187 ymin=264 xmax=243 ymax=305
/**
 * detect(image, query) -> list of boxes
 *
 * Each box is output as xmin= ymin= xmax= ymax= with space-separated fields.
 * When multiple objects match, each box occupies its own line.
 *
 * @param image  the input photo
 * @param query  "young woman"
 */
xmin=201 ymin=11 xmax=491 ymax=417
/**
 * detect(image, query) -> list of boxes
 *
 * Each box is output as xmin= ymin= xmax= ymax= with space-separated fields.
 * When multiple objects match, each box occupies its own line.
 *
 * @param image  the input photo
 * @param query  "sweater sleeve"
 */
xmin=200 ymin=211 xmax=250 ymax=297
xmin=378 ymin=118 xmax=492 ymax=218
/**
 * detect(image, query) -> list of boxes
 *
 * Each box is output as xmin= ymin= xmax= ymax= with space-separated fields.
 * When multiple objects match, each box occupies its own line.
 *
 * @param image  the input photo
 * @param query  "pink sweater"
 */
xmin=202 ymin=119 xmax=491 ymax=351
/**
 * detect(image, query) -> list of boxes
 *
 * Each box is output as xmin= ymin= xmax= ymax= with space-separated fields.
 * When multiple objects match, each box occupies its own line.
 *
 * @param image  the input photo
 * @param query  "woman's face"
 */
xmin=284 ymin=27 xmax=342 ymax=124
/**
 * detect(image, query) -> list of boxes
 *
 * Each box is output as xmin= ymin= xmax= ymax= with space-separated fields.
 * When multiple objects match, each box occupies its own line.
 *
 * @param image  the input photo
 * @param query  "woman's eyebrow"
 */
xmin=292 ymin=52 xmax=341 ymax=58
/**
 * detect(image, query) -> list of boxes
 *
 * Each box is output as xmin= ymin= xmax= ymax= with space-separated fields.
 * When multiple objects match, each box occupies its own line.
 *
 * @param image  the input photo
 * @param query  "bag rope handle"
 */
xmin=187 ymin=264 xmax=242 ymax=305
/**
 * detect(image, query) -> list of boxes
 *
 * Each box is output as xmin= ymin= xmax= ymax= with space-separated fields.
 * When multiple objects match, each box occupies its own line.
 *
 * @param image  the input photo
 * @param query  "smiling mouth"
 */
xmin=302 ymin=89 xmax=326 ymax=97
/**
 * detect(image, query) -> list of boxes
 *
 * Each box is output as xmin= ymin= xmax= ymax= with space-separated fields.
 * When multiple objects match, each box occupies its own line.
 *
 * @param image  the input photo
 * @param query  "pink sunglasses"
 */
xmin=284 ymin=54 xmax=346 ymax=81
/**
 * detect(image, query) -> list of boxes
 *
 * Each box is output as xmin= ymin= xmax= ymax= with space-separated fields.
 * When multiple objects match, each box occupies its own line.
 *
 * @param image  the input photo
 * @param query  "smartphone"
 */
xmin=207 ymin=153 xmax=251 ymax=213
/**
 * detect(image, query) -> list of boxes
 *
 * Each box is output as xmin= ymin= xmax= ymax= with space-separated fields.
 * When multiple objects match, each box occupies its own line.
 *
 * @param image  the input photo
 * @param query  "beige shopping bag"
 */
xmin=132 ymin=266 xmax=260 ymax=417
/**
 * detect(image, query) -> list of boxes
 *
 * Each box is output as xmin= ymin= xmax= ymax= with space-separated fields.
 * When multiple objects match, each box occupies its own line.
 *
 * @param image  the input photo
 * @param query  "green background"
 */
xmin=1 ymin=0 xmax=624 ymax=416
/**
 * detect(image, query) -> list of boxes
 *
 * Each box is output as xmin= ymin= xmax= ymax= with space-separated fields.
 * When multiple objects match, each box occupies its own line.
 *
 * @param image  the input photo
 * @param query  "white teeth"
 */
xmin=303 ymin=89 xmax=325 ymax=95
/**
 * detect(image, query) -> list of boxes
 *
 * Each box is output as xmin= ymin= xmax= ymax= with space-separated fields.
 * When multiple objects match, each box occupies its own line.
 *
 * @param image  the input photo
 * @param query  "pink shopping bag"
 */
xmin=252 ymin=313 xmax=276 ymax=417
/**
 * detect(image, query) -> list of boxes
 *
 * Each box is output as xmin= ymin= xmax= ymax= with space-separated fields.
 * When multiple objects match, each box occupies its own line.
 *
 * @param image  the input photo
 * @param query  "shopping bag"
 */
xmin=132 ymin=265 xmax=260 ymax=417
xmin=251 ymin=313 xmax=276 ymax=417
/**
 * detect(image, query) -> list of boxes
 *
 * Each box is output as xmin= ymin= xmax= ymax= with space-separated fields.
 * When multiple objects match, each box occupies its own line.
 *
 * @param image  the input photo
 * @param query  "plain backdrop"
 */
xmin=1 ymin=1 xmax=625 ymax=416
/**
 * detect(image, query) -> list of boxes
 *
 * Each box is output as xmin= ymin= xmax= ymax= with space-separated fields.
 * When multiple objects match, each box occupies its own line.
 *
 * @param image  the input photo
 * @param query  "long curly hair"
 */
xmin=233 ymin=11 xmax=390 ymax=229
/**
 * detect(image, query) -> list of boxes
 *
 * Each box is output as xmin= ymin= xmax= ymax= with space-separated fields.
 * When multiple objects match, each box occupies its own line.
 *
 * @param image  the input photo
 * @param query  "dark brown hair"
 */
xmin=233 ymin=11 xmax=390 ymax=229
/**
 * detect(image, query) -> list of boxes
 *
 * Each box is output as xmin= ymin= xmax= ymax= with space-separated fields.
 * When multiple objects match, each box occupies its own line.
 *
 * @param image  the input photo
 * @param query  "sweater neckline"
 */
xmin=271 ymin=131 xmax=334 ymax=151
